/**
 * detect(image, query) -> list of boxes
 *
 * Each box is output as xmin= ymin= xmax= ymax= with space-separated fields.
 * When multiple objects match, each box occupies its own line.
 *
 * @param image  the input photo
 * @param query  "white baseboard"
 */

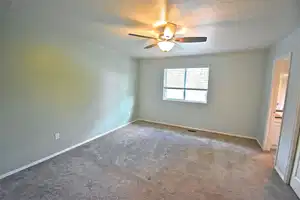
xmin=275 ymin=165 xmax=286 ymax=183
xmin=137 ymin=119 xmax=257 ymax=141
xmin=0 ymin=120 xmax=137 ymax=180
xmin=255 ymin=139 xmax=265 ymax=151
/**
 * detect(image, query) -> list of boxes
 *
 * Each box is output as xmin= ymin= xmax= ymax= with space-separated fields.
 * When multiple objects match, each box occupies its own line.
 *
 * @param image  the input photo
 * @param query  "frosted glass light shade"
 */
xmin=158 ymin=41 xmax=175 ymax=52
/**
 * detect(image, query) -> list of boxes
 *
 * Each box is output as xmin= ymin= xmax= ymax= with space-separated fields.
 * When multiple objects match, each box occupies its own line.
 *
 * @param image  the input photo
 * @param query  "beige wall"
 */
xmin=138 ymin=50 xmax=268 ymax=138
xmin=0 ymin=1 xmax=138 ymax=176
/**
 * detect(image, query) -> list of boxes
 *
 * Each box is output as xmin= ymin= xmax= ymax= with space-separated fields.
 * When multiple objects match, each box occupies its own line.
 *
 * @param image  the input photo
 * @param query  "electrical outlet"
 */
xmin=54 ymin=133 xmax=60 ymax=140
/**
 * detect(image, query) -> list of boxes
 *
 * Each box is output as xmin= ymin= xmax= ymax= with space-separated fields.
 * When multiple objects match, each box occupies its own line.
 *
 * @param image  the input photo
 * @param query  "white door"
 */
xmin=270 ymin=117 xmax=282 ymax=149
xmin=290 ymin=128 xmax=300 ymax=197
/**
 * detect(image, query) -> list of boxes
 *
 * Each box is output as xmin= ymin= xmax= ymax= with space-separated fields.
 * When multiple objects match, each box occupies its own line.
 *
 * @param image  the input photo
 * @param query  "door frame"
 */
xmin=263 ymin=52 xmax=292 ymax=152
xmin=262 ymin=52 xmax=299 ymax=183
xmin=286 ymin=97 xmax=300 ymax=184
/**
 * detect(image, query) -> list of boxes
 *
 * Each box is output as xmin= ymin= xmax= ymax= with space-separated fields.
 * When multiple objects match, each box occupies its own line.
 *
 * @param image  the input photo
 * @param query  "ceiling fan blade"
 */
xmin=174 ymin=42 xmax=184 ymax=50
xmin=144 ymin=43 xmax=157 ymax=49
xmin=128 ymin=33 xmax=157 ymax=40
xmin=175 ymin=37 xmax=207 ymax=43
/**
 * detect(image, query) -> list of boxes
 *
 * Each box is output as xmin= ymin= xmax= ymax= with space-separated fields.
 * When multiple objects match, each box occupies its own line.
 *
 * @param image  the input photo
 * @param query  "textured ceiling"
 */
xmin=5 ymin=0 xmax=300 ymax=58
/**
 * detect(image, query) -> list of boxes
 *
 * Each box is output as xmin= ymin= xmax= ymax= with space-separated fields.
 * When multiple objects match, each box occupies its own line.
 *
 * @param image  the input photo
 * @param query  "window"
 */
xmin=163 ymin=67 xmax=209 ymax=103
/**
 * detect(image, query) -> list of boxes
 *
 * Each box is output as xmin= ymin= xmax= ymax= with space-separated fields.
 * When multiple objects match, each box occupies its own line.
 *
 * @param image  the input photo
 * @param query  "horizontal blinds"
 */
xmin=164 ymin=68 xmax=185 ymax=88
xmin=164 ymin=68 xmax=209 ymax=90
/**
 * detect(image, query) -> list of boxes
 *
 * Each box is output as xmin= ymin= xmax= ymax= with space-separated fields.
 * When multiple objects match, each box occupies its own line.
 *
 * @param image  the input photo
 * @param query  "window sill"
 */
xmin=163 ymin=98 xmax=207 ymax=104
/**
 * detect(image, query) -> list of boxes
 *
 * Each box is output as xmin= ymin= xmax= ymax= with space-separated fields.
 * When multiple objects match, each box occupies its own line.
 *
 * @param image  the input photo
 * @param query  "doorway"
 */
xmin=263 ymin=53 xmax=291 ymax=154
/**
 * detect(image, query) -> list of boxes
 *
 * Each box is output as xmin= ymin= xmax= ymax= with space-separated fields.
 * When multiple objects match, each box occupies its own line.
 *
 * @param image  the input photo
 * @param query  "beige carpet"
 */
xmin=0 ymin=121 xmax=298 ymax=200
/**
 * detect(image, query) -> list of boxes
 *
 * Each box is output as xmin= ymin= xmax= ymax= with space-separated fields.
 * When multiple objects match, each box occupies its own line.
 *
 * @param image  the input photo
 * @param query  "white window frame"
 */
xmin=163 ymin=66 xmax=210 ymax=104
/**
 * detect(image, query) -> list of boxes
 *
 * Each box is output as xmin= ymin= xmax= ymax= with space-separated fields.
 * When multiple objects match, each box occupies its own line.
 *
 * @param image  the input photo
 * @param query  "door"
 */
xmin=270 ymin=117 xmax=282 ymax=149
xmin=290 ymin=128 xmax=300 ymax=197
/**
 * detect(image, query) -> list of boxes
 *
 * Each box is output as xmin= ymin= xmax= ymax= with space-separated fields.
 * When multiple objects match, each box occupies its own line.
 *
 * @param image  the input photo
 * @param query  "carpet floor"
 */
xmin=0 ymin=121 xmax=298 ymax=200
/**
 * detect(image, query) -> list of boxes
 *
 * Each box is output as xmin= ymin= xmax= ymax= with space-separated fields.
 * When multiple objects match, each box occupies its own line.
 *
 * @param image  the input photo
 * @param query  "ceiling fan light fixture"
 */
xmin=163 ymin=23 xmax=177 ymax=39
xmin=158 ymin=41 xmax=175 ymax=52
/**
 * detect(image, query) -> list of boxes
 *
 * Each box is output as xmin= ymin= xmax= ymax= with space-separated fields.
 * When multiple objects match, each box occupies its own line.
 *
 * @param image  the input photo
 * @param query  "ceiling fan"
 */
xmin=128 ymin=22 xmax=207 ymax=52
